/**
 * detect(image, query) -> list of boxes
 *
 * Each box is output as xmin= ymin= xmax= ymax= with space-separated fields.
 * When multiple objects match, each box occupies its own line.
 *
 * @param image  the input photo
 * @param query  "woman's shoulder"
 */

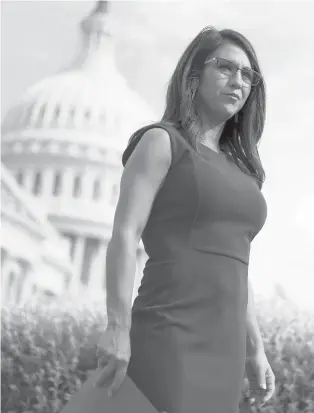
xmin=121 ymin=121 xmax=190 ymax=168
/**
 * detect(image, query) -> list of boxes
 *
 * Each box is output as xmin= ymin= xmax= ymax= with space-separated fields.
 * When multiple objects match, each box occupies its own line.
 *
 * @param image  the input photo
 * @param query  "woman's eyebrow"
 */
xmin=229 ymin=58 xmax=252 ymax=70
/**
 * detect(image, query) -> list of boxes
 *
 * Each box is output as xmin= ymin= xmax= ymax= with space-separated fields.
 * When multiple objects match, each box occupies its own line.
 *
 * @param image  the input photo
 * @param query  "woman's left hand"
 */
xmin=245 ymin=349 xmax=276 ymax=408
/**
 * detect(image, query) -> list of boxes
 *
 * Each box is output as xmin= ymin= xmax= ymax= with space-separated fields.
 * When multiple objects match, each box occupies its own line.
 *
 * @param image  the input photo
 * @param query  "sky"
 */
xmin=1 ymin=0 xmax=314 ymax=309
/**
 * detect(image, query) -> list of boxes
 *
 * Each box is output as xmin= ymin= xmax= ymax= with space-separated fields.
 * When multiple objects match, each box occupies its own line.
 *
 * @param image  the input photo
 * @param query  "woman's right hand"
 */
xmin=93 ymin=323 xmax=131 ymax=397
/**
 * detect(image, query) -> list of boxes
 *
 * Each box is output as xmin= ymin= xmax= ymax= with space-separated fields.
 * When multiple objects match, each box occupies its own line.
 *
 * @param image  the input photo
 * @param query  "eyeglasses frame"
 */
xmin=204 ymin=56 xmax=262 ymax=87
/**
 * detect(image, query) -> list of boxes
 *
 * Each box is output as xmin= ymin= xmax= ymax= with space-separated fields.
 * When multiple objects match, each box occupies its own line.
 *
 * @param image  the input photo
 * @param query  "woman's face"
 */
xmin=197 ymin=41 xmax=252 ymax=122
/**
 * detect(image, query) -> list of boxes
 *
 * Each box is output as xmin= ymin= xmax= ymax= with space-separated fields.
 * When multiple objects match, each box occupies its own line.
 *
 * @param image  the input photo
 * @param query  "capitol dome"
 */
xmin=1 ymin=0 xmax=155 ymax=151
xmin=1 ymin=1 xmax=152 ymax=300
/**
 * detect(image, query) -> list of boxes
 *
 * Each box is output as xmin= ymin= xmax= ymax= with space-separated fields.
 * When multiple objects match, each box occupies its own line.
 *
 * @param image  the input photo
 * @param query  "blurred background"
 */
xmin=1 ymin=0 xmax=314 ymax=310
xmin=1 ymin=2 xmax=314 ymax=412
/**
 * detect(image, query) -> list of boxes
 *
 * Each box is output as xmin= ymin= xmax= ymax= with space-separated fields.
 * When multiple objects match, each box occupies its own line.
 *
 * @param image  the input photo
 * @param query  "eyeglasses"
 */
xmin=204 ymin=57 xmax=262 ymax=87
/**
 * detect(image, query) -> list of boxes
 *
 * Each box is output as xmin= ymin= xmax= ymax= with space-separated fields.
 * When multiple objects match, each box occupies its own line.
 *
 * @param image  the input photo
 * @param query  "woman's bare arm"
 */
xmin=105 ymin=127 xmax=172 ymax=330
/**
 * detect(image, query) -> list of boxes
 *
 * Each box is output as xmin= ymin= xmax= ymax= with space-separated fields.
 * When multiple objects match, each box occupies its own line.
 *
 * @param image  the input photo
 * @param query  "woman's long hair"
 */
xmin=126 ymin=26 xmax=266 ymax=189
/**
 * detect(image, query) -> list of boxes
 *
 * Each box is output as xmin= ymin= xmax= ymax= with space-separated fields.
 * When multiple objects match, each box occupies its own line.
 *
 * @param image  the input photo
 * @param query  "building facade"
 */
xmin=1 ymin=163 xmax=74 ymax=305
xmin=1 ymin=1 xmax=154 ymax=305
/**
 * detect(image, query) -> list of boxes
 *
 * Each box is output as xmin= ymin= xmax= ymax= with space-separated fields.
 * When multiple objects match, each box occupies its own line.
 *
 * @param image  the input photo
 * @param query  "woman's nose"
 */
xmin=230 ymin=70 xmax=245 ymax=87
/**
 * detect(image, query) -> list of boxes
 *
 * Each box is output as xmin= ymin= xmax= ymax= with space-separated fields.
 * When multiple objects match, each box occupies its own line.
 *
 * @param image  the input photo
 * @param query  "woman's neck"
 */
xmin=198 ymin=117 xmax=226 ymax=150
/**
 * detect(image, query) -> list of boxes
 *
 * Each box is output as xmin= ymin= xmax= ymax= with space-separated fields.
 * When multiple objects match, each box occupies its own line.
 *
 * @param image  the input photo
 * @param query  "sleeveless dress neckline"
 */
xmin=197 ymin=142 xmax=230 ymax=164
xmin=175 ymin=125 xmax=228 ymax=161
xmin=174 ymin=126 xmax=227 ymax=161
xmin=199 ymin=142 xmax=225 ymax=156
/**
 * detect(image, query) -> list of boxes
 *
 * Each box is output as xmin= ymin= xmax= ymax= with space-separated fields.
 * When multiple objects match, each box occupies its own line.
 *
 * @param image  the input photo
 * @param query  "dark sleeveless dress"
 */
xmin=122 ymin=123 xmax=267 ymax=413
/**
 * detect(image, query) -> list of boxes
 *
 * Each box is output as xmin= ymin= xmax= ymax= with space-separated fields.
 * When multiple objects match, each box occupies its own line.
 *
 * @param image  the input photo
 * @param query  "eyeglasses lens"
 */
xmin=215 ymin=58 xmax=260 ymax=86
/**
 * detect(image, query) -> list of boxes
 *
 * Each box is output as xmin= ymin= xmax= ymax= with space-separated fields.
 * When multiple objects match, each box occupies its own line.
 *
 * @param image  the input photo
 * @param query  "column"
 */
xmin=81 ymin=169 xmax=94 ymax=202
xmin=1 ymin=250 xmax=10 ymax=304
xmin=11 ymin=262 xmax=23 ymax=304
xmin=1 ymin=248 xmax=8 ymax=268
xmin=60 ymin=168 xmax=75 ymax=216
xmin=1 ymin=258 xmax=21 ymax=305
xmin=69 ymin=236 xmax=86 ymax=294
xmin=96 ymin=170 xmax=106 ymax=202
xmin=23 ymin=169 xmax=34 ymax=194
xmin=15 ymin=260 xmax=33 ymax=305
xmin=88 ymin=240 xmax=107 ymax=292
xmin=63 ymin=167 xmax=74 ymax=200
xmin=42 ymin=168 xmax=54 ymax=203
xmin=62 ymin=233 xmax=76 ymax=261
xmin=58 ymin=104 xmax=69 ymax=128
xmin=80 ymin=238 xmax=98 ymax=286
xmin=42 ymin=101 xmax=55 ymax=128
xmin=102 ymin=168 xmax=114 ymax=204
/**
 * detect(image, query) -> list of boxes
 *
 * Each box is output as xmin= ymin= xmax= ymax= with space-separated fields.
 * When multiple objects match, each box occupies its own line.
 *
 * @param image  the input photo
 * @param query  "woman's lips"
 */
xmin=224 ymin=93 xmax=240 ymax=100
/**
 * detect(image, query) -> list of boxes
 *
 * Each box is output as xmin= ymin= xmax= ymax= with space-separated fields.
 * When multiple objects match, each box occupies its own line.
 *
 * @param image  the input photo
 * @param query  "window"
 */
xmin=38 ymin=104 xmax=46 ymax=126
xmin=54 ymin=105 xmax=60 ymax=119
xmin=16 ymin=170 xmax=24 ymax=186
xmin=33 ymin=171 xmax=42 ymax=195
xmin=53 ymin=171 xmax=62 ymax=196
xmin=43 ymin=289 xmax=56 ymax=298
xmin=73 ymin=174 xmax=82 ymax=198
xmin=93 ymin=178 xmax=101 ymax=200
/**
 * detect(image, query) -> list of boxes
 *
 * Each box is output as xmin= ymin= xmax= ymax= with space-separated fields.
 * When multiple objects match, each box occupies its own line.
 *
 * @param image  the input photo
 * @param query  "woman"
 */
xmin=94 ymin=26 xmax=275 ymax=413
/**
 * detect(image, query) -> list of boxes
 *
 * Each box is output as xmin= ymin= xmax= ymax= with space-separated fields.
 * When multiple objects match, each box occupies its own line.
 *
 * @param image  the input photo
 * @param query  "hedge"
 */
xmin=1 ymin=294 xmax=314 ymax=413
